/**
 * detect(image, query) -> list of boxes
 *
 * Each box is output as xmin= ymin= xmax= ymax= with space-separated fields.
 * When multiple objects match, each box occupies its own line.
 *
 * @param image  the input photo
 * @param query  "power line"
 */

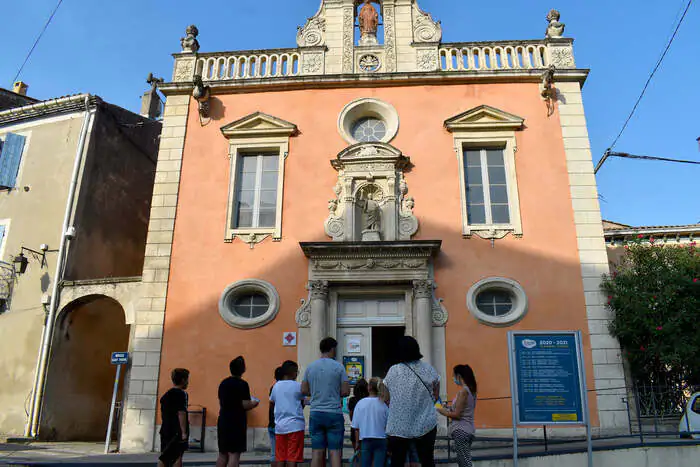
xmin=595 ymin=151 xmax=700 ymax=174
xmin=11 ymin=0 xmax=64 ymax=84
xmin=606 ymin=0 xmax=694 ymax=153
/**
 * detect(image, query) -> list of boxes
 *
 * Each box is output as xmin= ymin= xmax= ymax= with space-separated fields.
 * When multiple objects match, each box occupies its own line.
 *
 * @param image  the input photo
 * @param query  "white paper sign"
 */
xmin=347 ymin=338 xmax=361 ymax=354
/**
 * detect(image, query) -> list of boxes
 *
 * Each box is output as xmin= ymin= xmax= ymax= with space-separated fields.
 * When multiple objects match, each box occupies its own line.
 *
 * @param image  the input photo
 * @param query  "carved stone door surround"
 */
xmin=295 ymin=240 xmax=448 ymax=396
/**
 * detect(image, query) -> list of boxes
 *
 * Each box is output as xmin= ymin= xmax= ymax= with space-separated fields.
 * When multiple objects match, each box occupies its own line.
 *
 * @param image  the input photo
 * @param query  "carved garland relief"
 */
xmin=342 ymin=6 xmax=355 ymax=73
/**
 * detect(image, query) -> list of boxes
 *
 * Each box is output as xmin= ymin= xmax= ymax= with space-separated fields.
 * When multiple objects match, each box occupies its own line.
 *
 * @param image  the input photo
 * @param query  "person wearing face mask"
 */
xmin=437 ymin=365 xmax=477 ymax=467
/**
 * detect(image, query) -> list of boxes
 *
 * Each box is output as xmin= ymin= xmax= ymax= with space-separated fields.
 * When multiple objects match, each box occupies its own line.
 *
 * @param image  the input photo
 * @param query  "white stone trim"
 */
xmin=446 ymin=106 xmax=524 ymax=240
xmin=218 ymin=279 xmax=280 ymax=329
xmin=221 ymin=112 xmax=297 ymax=246
xmin=557 ymin=81 xmax=629 ymax=433
xmin=337 ymin=98 xmax=399 ymax=145
xmin=466 ymin=277 xmax=528 ymax=327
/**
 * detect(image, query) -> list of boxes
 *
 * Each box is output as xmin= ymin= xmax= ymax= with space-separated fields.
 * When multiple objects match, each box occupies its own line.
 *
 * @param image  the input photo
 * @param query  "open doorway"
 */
xmin=372 ymin=326 xmax=404 ymax=378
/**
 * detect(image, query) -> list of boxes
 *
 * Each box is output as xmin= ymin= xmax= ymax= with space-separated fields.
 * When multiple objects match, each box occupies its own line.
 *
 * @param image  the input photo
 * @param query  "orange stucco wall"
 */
xmin=159 ymin=82 xmax=599 ymax=429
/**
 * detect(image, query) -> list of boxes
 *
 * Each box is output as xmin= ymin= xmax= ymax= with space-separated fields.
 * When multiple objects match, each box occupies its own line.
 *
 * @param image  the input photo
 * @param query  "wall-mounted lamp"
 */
xmin=13 ymin=245 xmax=50 ymax=275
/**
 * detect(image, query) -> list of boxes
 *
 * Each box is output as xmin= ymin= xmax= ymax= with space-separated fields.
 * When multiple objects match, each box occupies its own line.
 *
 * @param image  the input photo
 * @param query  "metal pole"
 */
xmin=543 ymin=425 xmax=548 ymax=452
xmin=633 ymin=383 xmax=644 ymax=444
xmin=104 ymin=364 xmax=122 ymax=454
xmin=575 ymin=332 xmax=593 ymax=467
xmin=507 ymin=332 xmax=519 ymax=467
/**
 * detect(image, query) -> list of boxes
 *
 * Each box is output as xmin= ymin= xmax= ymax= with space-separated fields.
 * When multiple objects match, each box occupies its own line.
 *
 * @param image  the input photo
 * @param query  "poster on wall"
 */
xmin=343 ymin=356 xmax=365 ymax=385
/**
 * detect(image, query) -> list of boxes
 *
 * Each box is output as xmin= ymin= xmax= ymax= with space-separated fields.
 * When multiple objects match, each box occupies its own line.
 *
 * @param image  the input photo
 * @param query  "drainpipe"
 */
xmin=25 ymin=95 xmax=95 ymax=438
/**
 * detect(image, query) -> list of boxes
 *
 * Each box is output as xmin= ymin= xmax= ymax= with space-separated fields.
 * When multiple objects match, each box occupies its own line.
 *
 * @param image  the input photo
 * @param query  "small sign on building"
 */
xmin=110 ymin=352 xmax=129 ymax=365
xmin=283 ymin=332 xmax=297 ymax=347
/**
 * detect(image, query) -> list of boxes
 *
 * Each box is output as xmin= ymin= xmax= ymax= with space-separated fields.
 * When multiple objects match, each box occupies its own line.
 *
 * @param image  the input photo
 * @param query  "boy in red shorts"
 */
xmin=270 ymin=361 xmax=305 ymax=467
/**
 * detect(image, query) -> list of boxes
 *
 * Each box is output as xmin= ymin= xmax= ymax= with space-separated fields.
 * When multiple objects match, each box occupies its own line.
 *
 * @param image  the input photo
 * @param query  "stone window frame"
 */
xmin=445 ymin=105 xmax=524 ymax=240
xmin=338 ymin=98 xmax=399 ymax=145
xmin=218 ymin=279 xmax=280 ymax=329
xmin=221 ymin=112 xmax=297 ymax=246
xmin=466 ymin=277 xmax=528 ymax=327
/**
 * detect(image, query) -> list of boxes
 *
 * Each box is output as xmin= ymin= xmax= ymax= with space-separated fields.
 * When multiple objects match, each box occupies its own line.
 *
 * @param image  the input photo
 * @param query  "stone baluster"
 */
xmin=413 ymin=280 xmax=434 ymax=366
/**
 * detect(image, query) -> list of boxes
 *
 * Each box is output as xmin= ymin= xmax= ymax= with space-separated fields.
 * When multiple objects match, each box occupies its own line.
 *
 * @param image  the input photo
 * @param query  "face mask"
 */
xmin=453 ymin=377 xmax=461 ymax=386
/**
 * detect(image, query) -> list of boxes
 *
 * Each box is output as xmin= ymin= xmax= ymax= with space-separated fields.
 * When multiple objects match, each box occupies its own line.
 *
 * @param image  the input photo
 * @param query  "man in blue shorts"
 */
xmin=302 ymin=337 xmax=350 ymax=467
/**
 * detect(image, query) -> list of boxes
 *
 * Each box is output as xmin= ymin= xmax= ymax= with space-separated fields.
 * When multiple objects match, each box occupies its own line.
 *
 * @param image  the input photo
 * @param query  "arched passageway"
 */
xmin=39 ymin=295 xmax=130 ymax=441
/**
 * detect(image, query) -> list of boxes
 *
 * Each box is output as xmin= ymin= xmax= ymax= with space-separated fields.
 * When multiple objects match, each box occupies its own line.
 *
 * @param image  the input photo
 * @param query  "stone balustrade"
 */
xmin=439 ymin=41 xmax=551 ymax=71
xmin=170 ymin=39 xmax=575 ymax=84
xmin=195 ymin=49 xmax=302 ymax=81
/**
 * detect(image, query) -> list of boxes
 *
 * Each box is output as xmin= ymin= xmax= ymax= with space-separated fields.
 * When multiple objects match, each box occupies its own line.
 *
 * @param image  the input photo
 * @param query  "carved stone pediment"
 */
xmin=221 ymin=112 xmax=298 ymax=138
xmin=325 ymin=143 xmax=418 ymax=242
xmin=444 ymin=105 xmax=525 ymax=132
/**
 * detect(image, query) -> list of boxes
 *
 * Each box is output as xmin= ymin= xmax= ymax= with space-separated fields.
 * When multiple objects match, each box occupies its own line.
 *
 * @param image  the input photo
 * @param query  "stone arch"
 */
xmin=39 ymin=294 xmax=130 ymax=441
xmin=57 ymin=278 xmax=143 ymax=325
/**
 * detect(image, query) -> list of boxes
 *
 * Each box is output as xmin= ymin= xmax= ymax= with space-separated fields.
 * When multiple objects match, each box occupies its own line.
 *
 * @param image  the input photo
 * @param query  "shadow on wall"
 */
xmin=156 ymin=213 xmax=603 ymax=431
xmin=40 ymin=295 xmax=129 ymax=441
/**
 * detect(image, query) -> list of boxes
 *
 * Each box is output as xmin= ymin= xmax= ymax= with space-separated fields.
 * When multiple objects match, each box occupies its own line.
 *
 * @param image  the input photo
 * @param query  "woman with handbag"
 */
xmin=383 ymin=336 xmax=440 ymax=467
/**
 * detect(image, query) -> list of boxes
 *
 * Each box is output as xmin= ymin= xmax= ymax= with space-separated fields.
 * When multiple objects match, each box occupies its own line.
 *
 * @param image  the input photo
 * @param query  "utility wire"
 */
xmin=11 ymin=0 xmax=64 ymax=84
xmin=595 ymin=151 xmax=700 ymax=174
xmin=606 ymin=0 xmax=693 ymax=153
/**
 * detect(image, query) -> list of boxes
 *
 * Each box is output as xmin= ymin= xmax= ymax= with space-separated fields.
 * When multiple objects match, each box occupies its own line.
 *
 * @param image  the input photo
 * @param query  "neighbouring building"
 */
xmin=604 ymin=220 xmax=700 ymax=267
xmin=0 ymin=94 xmax=161 ymax=441
xmin=118 ymin=1 xmax=630 ymax=452
xmin=0 ymin=82 xmax=38 ymax=111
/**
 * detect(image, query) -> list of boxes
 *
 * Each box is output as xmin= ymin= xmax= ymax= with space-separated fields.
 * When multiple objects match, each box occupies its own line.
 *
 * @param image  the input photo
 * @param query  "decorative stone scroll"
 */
xmin=325 ymin=143 xmax=419 ymax=242
xmin=413 ymin=4 xmax=442 ymax=43
xmin=295 ymin=299 xmax=311 ymax=327
xmin=297 ymin=15 xmax=327 ymax=47
xmin=432 ymin=297 xmax=449 ymax=326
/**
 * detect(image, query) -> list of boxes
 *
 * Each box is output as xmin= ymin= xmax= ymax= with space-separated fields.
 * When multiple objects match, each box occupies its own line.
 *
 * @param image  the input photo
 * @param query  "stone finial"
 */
xmin=180 ymin=25 xmax=200 ymax=53
xmin=545 ymin=9 xmax=565 ymax=38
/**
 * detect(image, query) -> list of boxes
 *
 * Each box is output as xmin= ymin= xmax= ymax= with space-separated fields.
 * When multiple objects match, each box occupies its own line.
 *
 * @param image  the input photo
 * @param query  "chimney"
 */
xmin=12 ymin=81 xmax=28 ymax=96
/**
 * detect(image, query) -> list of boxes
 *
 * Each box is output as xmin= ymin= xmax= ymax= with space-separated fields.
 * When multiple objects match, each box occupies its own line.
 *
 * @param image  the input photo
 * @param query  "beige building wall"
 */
xmin=0 ymin=112 xmax=87 ymax=436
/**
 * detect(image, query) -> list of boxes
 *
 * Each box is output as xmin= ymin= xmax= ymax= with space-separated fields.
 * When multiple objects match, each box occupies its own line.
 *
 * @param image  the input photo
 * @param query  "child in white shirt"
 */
xmin=270 ymin=361 xmax=305 ymax=467
xmin=351 ymin=378 xmax=389 ymax=467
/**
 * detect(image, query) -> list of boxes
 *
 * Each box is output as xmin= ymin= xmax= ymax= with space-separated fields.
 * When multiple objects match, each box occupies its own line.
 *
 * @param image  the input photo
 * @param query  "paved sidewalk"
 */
xmin=2 ymin=437 xmax=699 ymax=466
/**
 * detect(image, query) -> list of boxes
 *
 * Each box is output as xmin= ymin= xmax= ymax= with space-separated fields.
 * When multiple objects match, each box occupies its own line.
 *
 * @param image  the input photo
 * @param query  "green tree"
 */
xmin=602 ymin=237 xmax=700 ymax=390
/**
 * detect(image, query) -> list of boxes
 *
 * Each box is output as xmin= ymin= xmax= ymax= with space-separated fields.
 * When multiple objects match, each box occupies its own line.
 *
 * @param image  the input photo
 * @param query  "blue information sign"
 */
xmin=510 ymin=332 xmax=585 ymax=425
xmin=111 ymin=352 xmax=129 ymax=365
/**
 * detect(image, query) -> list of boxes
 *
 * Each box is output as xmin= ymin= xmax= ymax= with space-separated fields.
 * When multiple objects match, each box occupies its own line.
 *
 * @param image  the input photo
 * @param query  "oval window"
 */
xmin=475 ymin=289 xmax=513 ymax=317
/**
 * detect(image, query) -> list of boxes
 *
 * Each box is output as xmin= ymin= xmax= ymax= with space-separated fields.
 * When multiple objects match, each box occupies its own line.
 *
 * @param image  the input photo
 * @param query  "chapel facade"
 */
xmin=120 ymin=0 xmax=629 ymax=451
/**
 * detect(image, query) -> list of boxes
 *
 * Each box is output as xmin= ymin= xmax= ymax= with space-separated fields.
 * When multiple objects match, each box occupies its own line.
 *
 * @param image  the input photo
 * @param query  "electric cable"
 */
xmin=606 ymin=0 xmax=693 ymax=153
xmin=11 ymin=0 xmax=65 ymax=84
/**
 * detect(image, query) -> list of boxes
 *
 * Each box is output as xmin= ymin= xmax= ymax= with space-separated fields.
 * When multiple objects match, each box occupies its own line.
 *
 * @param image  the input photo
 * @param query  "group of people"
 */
xmin=157 ymin=336 xmax=477 ymax=467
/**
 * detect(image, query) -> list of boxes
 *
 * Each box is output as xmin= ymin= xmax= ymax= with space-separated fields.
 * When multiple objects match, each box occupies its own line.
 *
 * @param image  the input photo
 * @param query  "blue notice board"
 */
xmin=510 ymin=332 xmax=585 ymax=425
xmin=111 ymin=352 xmax=129 ymax=365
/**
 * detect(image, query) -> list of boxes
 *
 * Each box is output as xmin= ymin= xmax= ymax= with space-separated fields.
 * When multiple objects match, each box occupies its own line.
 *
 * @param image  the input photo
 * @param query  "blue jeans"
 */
xmin=309 ymin=411 xmax=345 ymax=451
xmin=361 ymin=438 xmax=387 ymax=467
xmin=268 ymin=427 xmax=276 ymax=461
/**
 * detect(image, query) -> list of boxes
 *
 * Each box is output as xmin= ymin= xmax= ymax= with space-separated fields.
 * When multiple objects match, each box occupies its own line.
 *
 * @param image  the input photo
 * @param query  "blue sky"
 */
xmin=3 ymin=0 xmax=698 ymax=226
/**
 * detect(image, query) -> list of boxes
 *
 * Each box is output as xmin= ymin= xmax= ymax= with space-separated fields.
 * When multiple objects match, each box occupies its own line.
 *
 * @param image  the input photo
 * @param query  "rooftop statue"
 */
xmin=181 ymin=25 xmax=200 ymax=53
xmin=545 ymin=9 xmax=565 ymax=38
xmin=358 ymin=0 xmax=379 ymax=46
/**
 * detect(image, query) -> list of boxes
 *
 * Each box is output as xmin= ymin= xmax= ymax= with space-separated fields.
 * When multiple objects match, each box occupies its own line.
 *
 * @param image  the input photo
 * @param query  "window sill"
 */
xmin=463 ymin=225 xmax=522 ymax=240
xmin=225 ymin=229 xmax=280 ymax=246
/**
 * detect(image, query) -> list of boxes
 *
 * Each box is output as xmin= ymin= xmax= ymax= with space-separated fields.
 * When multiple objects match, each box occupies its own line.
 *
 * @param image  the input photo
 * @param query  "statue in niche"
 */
xmin=358 ymin=0 xmax=380 ymax=46
xmin=358 ymin=185 xmax=382 ymax=240
xmin=545 ymin=9 xmax=565 ymax=38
